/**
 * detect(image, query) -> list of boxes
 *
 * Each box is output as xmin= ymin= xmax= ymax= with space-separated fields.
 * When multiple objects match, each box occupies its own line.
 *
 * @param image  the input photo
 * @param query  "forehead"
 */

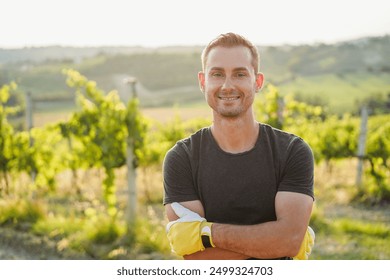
xmin=206 ymin=46 xmax=253 ymax=71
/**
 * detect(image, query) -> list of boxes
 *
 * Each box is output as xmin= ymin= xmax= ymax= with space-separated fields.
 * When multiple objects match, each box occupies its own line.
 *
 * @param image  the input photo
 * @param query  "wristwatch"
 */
xmin=201 ymin=224 xmax=214 ymax=248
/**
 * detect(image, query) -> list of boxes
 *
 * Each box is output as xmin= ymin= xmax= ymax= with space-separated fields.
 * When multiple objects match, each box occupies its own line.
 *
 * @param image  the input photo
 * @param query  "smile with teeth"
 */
xmin=218 ymin=96 xmax=240 ymax=101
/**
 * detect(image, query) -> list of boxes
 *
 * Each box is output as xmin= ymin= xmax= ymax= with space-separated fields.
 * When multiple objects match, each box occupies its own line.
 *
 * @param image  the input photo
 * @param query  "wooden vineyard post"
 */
xmin=126 ymin=137 xmax=137 ymax=225
xmin=124 ymin=77 xmax=138 ymax=227
xmin=26 ymin=91 xmax=36 ymax=182
xmin=356 ymin=105 xmax=368 ymax=189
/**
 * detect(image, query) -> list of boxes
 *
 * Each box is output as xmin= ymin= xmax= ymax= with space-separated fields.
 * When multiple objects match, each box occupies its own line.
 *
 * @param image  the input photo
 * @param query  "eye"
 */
xmin=211 ymin=72 xmax=224 ymax=77
xmin=236 ymin=72 xmax=247 ymax=77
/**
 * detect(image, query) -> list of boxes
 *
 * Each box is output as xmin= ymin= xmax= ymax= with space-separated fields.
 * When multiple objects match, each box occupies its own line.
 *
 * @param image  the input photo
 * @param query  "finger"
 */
xmin=171 ymin=202 xmax=192 ymax=218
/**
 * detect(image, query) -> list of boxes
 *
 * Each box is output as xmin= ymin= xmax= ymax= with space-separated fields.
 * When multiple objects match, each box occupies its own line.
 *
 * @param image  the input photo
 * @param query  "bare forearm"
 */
xmin=184 ymin=248 xmax=250 ymax=260
xmin=210 ymin=193 xmax=313 ymax=259
xmin=212 ymin=221 xmax=302 ymax=259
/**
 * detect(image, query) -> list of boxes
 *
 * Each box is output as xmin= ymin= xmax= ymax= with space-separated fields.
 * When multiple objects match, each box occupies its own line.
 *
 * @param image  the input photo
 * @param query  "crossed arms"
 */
xmin=165 ymin=191 xmax=313 ymax=260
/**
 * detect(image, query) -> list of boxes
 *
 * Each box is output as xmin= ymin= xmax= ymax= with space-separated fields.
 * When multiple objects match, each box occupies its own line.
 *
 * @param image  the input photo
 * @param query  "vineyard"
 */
xmin=0 ymin=71 xmax=389 ymax=259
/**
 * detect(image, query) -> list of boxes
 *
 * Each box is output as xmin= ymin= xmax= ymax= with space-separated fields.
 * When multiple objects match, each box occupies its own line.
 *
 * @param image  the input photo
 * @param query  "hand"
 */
xmin=166 ymin=202 xmax=215 ymax=256
xmin=293 ymin=226 xmax=315 ymax=260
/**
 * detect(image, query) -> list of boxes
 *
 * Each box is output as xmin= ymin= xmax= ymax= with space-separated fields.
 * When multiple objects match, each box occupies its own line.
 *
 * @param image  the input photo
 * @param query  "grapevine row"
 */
xmin=0 ymin=74 xmax=389 ymax=208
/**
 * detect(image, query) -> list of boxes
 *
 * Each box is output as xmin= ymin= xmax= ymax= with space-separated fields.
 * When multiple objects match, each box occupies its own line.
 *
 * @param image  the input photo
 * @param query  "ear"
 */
xmin=255 ymin=72 xmax=265 ymax=92
xmin=198 ymin=71 xmax=205 ymax=93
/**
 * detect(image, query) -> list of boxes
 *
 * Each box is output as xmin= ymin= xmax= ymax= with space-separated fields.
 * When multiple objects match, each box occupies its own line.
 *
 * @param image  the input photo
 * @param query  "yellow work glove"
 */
xmin=293 ymin=226 xmax=315 ymax=260
xmin=166 ymin=202 xmax=215 ymax=256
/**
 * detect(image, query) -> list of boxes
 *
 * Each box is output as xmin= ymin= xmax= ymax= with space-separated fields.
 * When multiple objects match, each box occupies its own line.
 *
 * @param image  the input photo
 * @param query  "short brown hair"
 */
xmin=201 ymin=32 xmax=260 ymax=73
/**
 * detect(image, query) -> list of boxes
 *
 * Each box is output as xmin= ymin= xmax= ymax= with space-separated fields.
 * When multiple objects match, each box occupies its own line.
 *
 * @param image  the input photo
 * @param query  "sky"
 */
xmin=1 ymin=0 xmax=390 ymax=49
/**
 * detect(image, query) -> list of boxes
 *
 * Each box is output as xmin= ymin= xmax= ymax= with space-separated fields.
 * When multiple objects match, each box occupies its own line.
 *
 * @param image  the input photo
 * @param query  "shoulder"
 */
xmin=164 ymin=127 xmax=210 ymax=164
xmin=260 ymin=123 xmax=312 ymax=156
xmin=261 ymin=123 xmax=301 ymax=144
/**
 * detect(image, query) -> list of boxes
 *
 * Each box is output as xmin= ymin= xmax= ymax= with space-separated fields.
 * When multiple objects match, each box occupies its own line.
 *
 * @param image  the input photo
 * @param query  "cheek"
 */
xmin=205 ymin=77 xmax=224 ymax=88
xmin=204 ymin=81 xmax=218 ymax=89
xmin=245 ymin=81 xmax=258 ymax=92
xmin=252 ymin=84 xmax=259 ymax=93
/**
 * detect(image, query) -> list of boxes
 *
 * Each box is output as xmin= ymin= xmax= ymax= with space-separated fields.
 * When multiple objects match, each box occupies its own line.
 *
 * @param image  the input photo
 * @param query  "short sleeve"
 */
xmin=277 ymin=138 xmax=315 ymax=200
xmin=163 ymin=142 xmax=200 ymax=205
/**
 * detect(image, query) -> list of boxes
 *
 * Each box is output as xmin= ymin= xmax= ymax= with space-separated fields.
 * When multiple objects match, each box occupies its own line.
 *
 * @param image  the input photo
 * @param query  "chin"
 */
xmin=218 ymin=110 xmax=242 ymax=118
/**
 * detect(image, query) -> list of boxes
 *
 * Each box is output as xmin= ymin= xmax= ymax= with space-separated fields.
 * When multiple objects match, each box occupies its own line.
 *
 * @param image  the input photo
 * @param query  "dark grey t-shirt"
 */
xmin=163 ymin=123 xmax=314 ymax=225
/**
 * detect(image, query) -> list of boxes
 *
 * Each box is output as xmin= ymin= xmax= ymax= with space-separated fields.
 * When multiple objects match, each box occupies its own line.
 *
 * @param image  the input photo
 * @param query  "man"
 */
xmin=163 ymin=33 xmax=314 ymax=260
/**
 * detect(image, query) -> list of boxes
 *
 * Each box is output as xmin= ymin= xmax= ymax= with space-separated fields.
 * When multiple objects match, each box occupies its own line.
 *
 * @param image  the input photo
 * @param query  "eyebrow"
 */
xmin=209 ymin=67 xmax=250 ymax=72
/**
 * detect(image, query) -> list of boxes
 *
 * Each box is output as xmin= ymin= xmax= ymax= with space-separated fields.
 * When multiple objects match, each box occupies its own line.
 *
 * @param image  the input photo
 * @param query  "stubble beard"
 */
xmin=206 ymin=91 xmax=243 ymax=118
xmin=205 ymin=85 xmax=256 ymax=119
xmin=216 ymin=105 xmax=243 ymax=118
xmin=212 ymin=92 xmax=252 ymax=119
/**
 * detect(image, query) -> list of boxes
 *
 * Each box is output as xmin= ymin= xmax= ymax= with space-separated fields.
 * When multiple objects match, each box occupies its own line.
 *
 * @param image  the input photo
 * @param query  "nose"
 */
xmin=221 ymin=77 xmax=234 ymax=92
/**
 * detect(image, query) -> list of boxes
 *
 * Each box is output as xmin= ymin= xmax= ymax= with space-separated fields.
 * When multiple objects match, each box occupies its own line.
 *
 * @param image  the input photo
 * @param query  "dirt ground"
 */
xmin=0 ymin=227 xmax=89 ymax=260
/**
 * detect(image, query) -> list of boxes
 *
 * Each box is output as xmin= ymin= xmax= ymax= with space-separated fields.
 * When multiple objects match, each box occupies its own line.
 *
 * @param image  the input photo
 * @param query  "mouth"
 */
xmin=218 ymin=96 xmax=240 ymax=101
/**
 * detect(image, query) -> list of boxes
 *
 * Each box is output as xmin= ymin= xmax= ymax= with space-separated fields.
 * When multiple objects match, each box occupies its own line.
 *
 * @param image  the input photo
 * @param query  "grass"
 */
xmin=0 ymin=198 xmax=46 ymax=227
xmin=0 ymin=166 xmax=174 ymax=260
xmin=33 ymin=215 xmax=85 ymax=239
xmin=311 ymin=212 xmax=390 ymax=260
xmin=334 ymin=218 xmax=389 ymax=239
xmin=309 ymin=159 xmax=390 ymax=259
xmin=134 ymin=206 xmax=172 ymax=255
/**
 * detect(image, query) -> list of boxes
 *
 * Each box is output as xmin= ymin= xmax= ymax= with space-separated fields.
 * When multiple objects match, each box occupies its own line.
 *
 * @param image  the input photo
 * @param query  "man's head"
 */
xmin=201 ymin=33 xmax=260 ymax=74
xmin=198 ymin=33 xmax=264 ymax=119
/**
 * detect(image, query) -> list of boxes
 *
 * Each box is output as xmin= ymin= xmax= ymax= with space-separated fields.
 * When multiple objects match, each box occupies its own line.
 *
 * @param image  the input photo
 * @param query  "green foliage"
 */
xmin=309 ymin=115 xmax=358 ymax=162
xmin=85 ymin=216 xmax=124 ymax=244
xmin=61 ymin=69 xmax=148 ymax=218
xmin=0 ymin=198 xmax=46 ymax=226
xmin=366 ymin=115 xmax=390 ymax=164
xmin=136 ymin=114 xmax=210 ymax=169
xmin=311 ymin=213 xmax=390 ymax=260
xmin=256 ymin=84 xmax=389 ymax=203
xmin=0 ymin=82 xmax=20 ymax=195
xmin=126 ymin=98 xmax=148 ymax=168
xmin=354 ymin=92 xmax=390 ymax=115
xmin=31 ymin=125 xmax=65 ymax=190
xmin=277 ymin=73 xmax=390 ymax=115
xmin=255 ymin=84 xmax=324 ymax=130
xmin=255 ymin=84 xmax=284 ymax=129
xmin=133 ymin=205 xmax=171 ymax=255
xmin=65 ymin=70 xmax=126 ymax=166
xmin=136 ymin=118 xmax=170 ymax=168
xmin=333 ymin=218 xmax=390 ymax=238
xmin=32 ymin=215 xmax=85 ymax=239
xmin=363 ymin=116 xmax=390 ymax=202
xmin=308 ymin=205 xmax=328 ymax=233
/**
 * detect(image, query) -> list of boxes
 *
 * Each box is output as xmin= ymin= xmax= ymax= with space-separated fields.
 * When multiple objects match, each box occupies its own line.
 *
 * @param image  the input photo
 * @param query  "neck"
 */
xmin=211 ymin=112 xmax=259 ymax=153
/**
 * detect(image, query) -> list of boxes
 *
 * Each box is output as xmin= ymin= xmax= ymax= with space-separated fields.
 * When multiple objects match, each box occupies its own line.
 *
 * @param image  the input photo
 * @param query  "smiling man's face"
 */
xmin=198 ymin=46 xmax=264 ymax=119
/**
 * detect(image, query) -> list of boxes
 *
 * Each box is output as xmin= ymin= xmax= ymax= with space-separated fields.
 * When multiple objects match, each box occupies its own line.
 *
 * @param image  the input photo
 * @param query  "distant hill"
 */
xmin=1 ymin=35 xmax=389 ymax=113
xmin=0 ymin=45 xmax=204 ymax=64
